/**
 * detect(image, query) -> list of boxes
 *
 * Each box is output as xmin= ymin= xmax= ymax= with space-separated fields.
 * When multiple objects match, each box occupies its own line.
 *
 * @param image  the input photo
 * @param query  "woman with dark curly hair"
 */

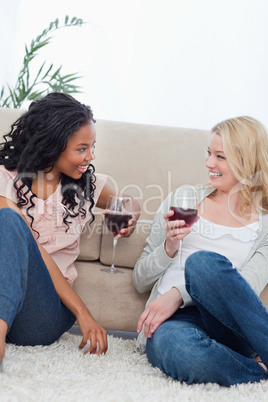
xmin=0 ymin=92 xmax=140 ymax=367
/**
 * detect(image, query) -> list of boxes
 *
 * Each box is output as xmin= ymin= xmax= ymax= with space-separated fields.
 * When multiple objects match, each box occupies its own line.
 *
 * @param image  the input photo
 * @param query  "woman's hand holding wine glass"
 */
xmin=101 ymin=195 xmax=134 ymax=274
xmin=164 ymin=186 xmax=198 ymax=263
xmin=164 ymin=214 xmax=192 ymax=258
xmin=114 ymin=215 xmax=138 ymax=238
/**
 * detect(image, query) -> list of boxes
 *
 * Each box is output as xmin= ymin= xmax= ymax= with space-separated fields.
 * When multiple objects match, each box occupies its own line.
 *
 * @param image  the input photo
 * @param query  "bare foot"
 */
xmin=0 ymin=319 xmax=8 ymax=367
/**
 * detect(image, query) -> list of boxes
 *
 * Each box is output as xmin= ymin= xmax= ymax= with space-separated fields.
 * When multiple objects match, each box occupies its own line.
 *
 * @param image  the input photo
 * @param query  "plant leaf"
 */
xmin=1 ymin=16 xmax=85 ymax=108
xmin=41 ymin=64 xmax=54 ymax=80
xmin=50 ymin=66 xmax=62 ymax=80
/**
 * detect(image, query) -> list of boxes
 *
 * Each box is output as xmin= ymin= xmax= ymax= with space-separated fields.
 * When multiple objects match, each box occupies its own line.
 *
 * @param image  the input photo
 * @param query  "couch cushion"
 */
xmin=73 ymin=260 xmax=150 ymax=332
xmin=100 ymin=219 xmax=152 ymax=268
xmin=78 ymin=213 xmax=103 ymax=261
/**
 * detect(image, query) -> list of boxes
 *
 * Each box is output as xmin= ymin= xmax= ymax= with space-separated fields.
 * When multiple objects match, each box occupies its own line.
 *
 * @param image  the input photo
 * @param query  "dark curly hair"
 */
xmin=0 ymin=92 xmax=96 ymax=235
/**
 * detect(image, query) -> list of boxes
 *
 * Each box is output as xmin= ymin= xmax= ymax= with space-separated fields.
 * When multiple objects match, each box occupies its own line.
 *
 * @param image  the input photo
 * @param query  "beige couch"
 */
xmin=0 ymin=107 xmax=267 ymax=333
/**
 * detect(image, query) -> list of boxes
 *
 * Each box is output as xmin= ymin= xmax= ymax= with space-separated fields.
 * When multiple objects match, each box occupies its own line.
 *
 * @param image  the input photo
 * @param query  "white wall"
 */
xmin=0 ymin=1 xmax=21 ymax=87
xmin=1 ymin=0 xmax=268 ymax=130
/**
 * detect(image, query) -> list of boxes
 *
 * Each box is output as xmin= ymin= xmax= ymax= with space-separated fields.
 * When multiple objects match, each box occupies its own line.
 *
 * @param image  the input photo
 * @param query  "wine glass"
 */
xmin=101 ymin=196 xmax=133 ymax=274
xmin=169 ymin=186 xmax=198 ymax=266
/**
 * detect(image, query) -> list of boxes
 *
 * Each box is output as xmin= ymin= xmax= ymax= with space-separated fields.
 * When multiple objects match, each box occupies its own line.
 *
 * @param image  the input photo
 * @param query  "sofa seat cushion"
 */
xmin=73 ymin=261 xmax=150 ymax=331
xmin=78 ymin=213 xmax=104 ymax=261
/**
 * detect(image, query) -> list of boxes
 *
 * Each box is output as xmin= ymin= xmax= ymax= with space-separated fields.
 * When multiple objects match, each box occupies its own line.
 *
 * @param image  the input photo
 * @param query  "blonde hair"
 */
xmin=211 ymin=116 xmax=268 ymax=215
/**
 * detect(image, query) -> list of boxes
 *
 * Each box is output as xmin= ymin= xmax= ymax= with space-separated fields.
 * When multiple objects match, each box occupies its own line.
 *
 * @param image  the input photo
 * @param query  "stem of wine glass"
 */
xmin=111 ymin=236 xmax=118 ymax=270
xmin=178 ymin=239 xmax=182 ymax=266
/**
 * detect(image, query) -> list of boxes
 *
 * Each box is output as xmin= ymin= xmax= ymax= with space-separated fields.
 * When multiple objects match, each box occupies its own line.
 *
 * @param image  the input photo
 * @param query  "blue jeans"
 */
xmin=146 ymin=250 xmax=268 ymax=386
xmin=0 ymin=208 xmax=76 ymax=346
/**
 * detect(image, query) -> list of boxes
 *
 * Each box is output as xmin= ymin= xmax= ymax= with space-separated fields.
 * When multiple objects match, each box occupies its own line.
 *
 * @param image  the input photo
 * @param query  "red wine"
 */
xmin=169 ymin=207 xmax=197 ymax=227
xmin=104 ymin=212 xmax=132 ymax=236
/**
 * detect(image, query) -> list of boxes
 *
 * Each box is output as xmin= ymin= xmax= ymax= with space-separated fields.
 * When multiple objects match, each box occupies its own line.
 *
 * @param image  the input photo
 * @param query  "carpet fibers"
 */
xmin=0 ymin=332 xmax=267 ymax=401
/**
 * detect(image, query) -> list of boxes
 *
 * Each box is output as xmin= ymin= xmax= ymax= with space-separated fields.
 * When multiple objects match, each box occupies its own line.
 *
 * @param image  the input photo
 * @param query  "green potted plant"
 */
xmin=0 ymin=15 xmax=85 ymax=108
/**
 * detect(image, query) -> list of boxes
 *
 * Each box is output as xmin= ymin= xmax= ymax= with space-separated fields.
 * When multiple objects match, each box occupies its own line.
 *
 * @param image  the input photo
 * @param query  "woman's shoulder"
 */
xmin=91 ymin=173 xmax=107 ymax=206
xmin=256 ymin=211 xmax=268 ymax=237
xmin=0 ymin=165 xmax=17 ymax=186
xmin=261 ymin=212 xmax=268 ymax=226
xmin=94 ymin=173 xmax=107 ymax=186
xmin=0 ymin=165 xmax=17 ymax=178
xmin=0 ymin=165 xmax=18 ymax=202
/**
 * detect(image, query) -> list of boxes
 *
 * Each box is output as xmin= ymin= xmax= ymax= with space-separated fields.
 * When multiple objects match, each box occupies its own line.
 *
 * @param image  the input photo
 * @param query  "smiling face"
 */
xmin=206 ymin=132 xmax=240 ymax=194
xmin=49 ymin=122 xmax=96 ymax=182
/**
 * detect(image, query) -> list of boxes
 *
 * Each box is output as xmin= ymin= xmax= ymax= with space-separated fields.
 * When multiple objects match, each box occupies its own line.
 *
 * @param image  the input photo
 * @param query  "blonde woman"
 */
xmin=133 ymin=116 xmax=268 ymax=386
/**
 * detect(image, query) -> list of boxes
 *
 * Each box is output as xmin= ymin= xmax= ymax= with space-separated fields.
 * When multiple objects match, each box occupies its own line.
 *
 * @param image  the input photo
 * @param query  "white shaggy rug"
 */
xmin=1 ymin=332 xmax=268 ymax=402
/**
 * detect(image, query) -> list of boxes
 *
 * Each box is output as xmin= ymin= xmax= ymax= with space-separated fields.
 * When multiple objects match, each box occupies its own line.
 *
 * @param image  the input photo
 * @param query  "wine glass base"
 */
xmin=100 ymin=267 xmax=124 ymax=274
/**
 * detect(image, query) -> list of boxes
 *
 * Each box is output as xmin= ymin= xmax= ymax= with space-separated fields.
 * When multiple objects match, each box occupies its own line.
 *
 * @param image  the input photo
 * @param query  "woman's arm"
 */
xmin=134 ymin=194 xmax=195 ymax=336
xmin=0 ymin=196 xmax=107 ymax=355
xmin=240 ymin=220 xmax=268 ymax=296
xmin=133 ymin=209 xmax=172 ymax=293
xmin=132 ymin=204 xmax=190 ymax=293
xmin=133 ymin=193 xmax=192 ymax=293
xmin=133 ymin=209 xmax=190 ymax=337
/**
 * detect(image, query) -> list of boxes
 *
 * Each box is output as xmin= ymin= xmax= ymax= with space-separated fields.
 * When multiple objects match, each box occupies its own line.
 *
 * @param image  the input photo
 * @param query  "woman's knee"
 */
xmin=0 ymin=208 xmax=31 ymax=238
xmin=0 ymin=208 xmax=36 ymax=258
xmin=185 ymin=251 xmax=231 ymax=282
xmin=185 ymin=251 xmax=233 ymax=302
xmin=0 ymin=208 xmax=26 ymax=229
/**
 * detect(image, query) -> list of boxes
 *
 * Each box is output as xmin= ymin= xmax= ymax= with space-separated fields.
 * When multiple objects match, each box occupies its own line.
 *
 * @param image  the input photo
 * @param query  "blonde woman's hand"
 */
xmin=163 ymin=210 xmax=192 ymax=258
xmin=136 ymin=288 xmax=183 ymax=338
